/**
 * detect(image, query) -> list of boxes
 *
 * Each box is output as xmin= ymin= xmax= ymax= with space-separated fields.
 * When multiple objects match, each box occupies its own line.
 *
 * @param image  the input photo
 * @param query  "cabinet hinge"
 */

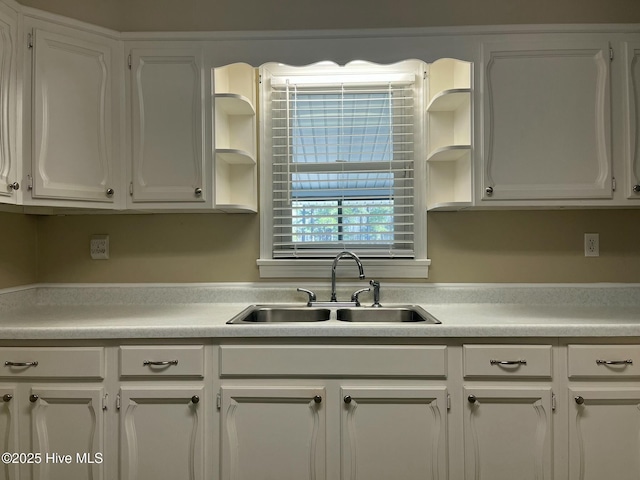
xmin=102 ymin=393 xmax=108 ymax=411
xmin=216 ymin=393 xmax=221 ymax=410
xmin=447 ymin=393 xmax=451 ymax=410
xmin=128 ymin=54 xmax=132 ymax=69
xmin=27 ymin=32 xmax=33 ymax=49
xmin=27 ymin=174 xmax=33 ymax=191
xmin=129 ymin=182 xmax=133 ymax=196
xmin=423 ymin=71 xmax=427 ymax=81
xmin=609 ymin=47 xmax=614 ymax=61
xmin=612 ymin=177 xmax=617 ymax=192
xmin=116 ymin=394 xmax=121 ymax=410
xmin=258 ymin=74 xmax=262 ymax=84
xmin=552 ymin=393 xmax=556 ymax=411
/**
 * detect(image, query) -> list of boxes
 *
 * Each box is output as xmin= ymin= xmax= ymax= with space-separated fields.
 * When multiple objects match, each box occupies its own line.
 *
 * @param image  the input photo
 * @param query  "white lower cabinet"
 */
xmin=0 ymin=385 xmax=19 ymax=480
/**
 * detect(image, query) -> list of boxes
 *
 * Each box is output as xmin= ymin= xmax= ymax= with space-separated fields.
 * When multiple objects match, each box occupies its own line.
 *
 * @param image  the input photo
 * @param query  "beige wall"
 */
xmin=17 ymin=0 xmax=640 ymax=32
xmin=28 ymin=209 xmax=640 ymax=284
xmin=0 ymin=211 xmax=38 ymax=288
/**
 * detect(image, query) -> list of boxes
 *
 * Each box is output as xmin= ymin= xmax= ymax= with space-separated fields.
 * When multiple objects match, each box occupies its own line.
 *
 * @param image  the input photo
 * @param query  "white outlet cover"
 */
xmin=584 ymin=233 xmax=599 ymax=257
xmin=90 ymin=235 xmax=109 ymax=260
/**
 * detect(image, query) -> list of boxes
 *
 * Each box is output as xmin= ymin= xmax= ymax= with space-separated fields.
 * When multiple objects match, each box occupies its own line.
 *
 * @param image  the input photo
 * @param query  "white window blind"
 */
xmin=270 ymin=73 xmax=416 ymax=259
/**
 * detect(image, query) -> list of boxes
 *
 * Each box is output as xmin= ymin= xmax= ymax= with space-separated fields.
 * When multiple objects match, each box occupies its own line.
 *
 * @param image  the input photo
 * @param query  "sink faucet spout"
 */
xmin=331 ymin=251 xmax=365 ymax=302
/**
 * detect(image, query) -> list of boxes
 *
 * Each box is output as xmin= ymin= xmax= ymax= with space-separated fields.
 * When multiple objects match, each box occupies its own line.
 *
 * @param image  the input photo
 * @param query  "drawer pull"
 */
xmin=143 ymin=360 xmax=178 ymax=366
xmin=490 ymin=359 xmax=527 ymax=366
xmin=5 ymin=361 xmax=38 ymax=367
xmin=596 ymin=359 xmax=633 ymax=365
xmin=2 ymin=394 xmax=12 ymax=402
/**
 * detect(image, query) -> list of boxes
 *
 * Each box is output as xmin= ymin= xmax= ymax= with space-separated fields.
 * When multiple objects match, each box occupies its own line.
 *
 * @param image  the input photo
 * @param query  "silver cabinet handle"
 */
xmin=468 ymin=394 xmax=477 ymax=404
xmin=633 ymin=184 xmax=640 ymax=193
xmin=5 ymin=361 xmax=38 ymax=367
xmin=596 ymin=359 xmax=632 ymax=365
xmin=143 ymin=360 xmax=178 ymax=366
xmin=194 ymin=187 xmax=202 ymax=196
xmin=490 ymin=359 xmax=527 ymax=365
xmin=106 ymin=188 xmax=114 ymax=197
xmin=8 ymin=182 xmax=19 ymax=191
xmin=29 ymin=394 xmax=39 ymax=403
xmin=485 ymin=186 xmax=494 ymax=196
xmin=344 ymin=395 xmax=352 ymax=404
xmin=191 ymin=395 xmax=199 ymax=404
xmin=2 ymin=394 xmax=12 ymax=402
xmin=313 ymin=395 xmax=322 ymax=404
xmin=575 ymin=396 xmax=585 ymax=405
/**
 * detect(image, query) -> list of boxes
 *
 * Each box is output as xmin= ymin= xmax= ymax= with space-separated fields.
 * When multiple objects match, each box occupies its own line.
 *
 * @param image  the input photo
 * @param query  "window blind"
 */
xmin=270 ymin=76 xmax=416 ymax=259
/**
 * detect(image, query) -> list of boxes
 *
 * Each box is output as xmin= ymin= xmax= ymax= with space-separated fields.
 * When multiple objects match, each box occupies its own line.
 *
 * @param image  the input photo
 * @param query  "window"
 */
xmin=258 ymin=61 xmax=430 ymax=278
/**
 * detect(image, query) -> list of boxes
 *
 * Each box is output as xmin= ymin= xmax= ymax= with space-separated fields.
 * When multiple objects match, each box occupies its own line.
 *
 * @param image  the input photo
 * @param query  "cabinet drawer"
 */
xmin=220 ymin=345 xmax=447 ymax=378
xmin=568 ymin=345 xmax=640 ymax=378
xmin=119 ymin=345 xmax=205 ymax=378
xmin=463 ymin=345 xmax=552 ymax=378
xmin=0 ymin=347 xmax=104 ymax=379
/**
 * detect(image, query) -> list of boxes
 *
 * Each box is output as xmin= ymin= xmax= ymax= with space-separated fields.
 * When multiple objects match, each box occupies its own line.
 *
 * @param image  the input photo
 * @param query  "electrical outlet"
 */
xmin=584 ymin=233 xmax=599 ymax=257
xmin=90 ymin=235 xmax=109 ymax=260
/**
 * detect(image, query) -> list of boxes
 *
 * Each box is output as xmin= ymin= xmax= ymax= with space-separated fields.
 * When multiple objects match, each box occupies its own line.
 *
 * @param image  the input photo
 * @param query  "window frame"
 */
xmin=258 ymin=60 xmax=430 ymax=278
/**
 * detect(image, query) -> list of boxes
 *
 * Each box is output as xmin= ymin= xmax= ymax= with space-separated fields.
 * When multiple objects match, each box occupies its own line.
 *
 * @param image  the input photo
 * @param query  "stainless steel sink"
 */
xmin=227 ymin=305 xmax=331 ymax=324
xmin=336 ymin=305 xmax=440 ymax=324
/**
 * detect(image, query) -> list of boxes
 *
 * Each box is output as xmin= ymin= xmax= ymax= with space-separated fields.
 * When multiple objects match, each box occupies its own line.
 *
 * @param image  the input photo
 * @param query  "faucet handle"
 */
xmin=297 ymin=288 xmax=317 ymax=306
xmin=350 ymin=287 xmax=371 ymax=307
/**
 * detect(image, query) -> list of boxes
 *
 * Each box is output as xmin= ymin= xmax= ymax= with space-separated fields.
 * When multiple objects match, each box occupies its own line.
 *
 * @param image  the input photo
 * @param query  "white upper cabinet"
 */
xmin=0 ymin=2 xmax=17 ymax=205
xmin=479 ymin=39 xmax=612 ymax=203
xmin=27 ymin=25 xmax=119 ymax=206
xmin=624 ymin=40 xmax=640 ymax=200
xmin=129 ymin=46 xmax=211 ymax=207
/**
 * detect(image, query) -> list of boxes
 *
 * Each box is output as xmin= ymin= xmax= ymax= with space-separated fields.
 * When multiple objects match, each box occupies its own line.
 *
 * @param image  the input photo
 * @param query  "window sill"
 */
xmin=257 ymin=258 xmax=431 ymax=279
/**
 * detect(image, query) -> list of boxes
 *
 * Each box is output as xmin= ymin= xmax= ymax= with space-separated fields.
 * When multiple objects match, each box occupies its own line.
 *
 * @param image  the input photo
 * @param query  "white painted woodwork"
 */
xmin=0 ymin=347 xmax=104 ymax=378
xmin=32 ymin=29 xmax=114 ymax=202
xmin=624 ymin=41 xmax=640 ymax=199
xmin=568 ymin=388 xmax=640 ymax=480
xmin=0 ymin=386 xmax=18 ymax=480
xmin=463 ymin=387 xmax=553 ymax=480
xmin=0 ymin=3 xmax=16 ymax=204
xmin=480 ymin=39 xmax=612 ymax=201
xmin=130 ymin=48 xmax=207 ymax=204
xmin=30 ymin=386 xmax=105 ymax=480
xmin=119 ymin=345 xmax=204 ymax=378
xmin=463 ymin=344 xmax=552 ymax=378
xmin=213 ymin=63 xmax=257 ymax=211
xmin=119 ymin=386 xmax=205 ymax=480
xmin=340 ymin=386 xmax=448 ymax=480
xmin=219 ymin=345 xmax=447 ymax=377
xmin=567 ymin=344 xmax=640 ymax=378
xmin=220 ymin=386 xmax=326 ymax=480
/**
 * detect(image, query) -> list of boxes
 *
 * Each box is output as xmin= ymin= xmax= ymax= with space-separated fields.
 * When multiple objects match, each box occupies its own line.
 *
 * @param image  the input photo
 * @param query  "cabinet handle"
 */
xmin=191 ymin=395 xmax=200 ymax=404
xmin=5 ymin=361 xmax=38 ymax=367
xmin=143 ymin=360 xmax=178 ymax=366
xmin=2 ymin=394 xmax=12 ymax=402
xmin=194 ymin=187 xmax=202 ymax=196
xmin=29 ymin=394 xmax=39 ymax=403
xmin=106 ymin=188 xmax=114 ymax=197
xmin=633 ymin=184 xmax=640 ymax=193
xmin=596 ymin=359 xmax=632 ymax=365
xmin=468 ymin=394 xmax=477 ymax=404
xmin=575 ymin=396 xmax=585 ymax=405
xmin=490 ymin=359 xmax=527 ymax=366
xmin=343 ymin=395 xmax=352 ymax=404
xmin=8 ymin=182 xmax=19 ymax=191
xmin=485 ymin=186 xmax=494 ymax=196
xmin=313 ymin=395 xmax=322 ymax=404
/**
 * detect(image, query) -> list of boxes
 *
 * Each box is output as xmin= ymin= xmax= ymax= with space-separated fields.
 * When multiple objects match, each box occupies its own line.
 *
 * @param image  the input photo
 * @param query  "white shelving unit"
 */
xmin=213 ymin=63 xmax=257 ymax=212
xmin=426 ymin=59 xmax=472 ymax=210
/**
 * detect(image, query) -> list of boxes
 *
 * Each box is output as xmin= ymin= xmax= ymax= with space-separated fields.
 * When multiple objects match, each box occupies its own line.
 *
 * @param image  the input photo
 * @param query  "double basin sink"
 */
xmin=227 ymin=304 xmax=440 ymax=324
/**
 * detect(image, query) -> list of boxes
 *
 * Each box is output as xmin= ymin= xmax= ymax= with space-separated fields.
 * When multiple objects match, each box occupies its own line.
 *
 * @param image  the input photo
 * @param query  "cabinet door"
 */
xmin=220 ymin=386 xmax=326 ymax=480
xmin=0 ymin=386 xmax=18 ymax=480
xmin=569 ymin=388 xmax=640 ymax=480
xmin=340 ymin=386 xmax=448 ymax=480
xmin=0 ymin=4 xmax=16 ymax=204
xmin=480 ymin=39 xmax=612 ymax=201
xmin=29 ymin=386 xmax=105 ymax=480
xmin=119 ymin=386 xmax=204 ymax=480
xmin=624 ymin=41 xmax=640 ymax=199
xmin=130 ymin=48 xmax=208 ymax=205
xmin=463 ymin=387 xmax=553 ymax=480
xmin=32 ymin=29 xmax=115 ymax=203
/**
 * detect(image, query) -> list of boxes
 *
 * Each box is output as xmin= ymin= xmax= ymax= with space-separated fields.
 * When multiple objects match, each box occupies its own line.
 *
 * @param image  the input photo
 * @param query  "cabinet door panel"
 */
xmin=0 ymin=386 xmax=18 ymax=480
xmin=624 ymin=41 xmax=640 ymax=199
xmin=130 ymin=49 xmax=206 ymax=203
xmin=220 ymin=386 xmax=326 ymax=480
xmin=341 ymin=387 xmax=448 ymax=480
xmin=120 ymin=386 xmax=204 ymax=480
xmin=463 ymin=387 xmax=553 ymax=480
xmin=569 ymin=388 xmax=640 ymax=480
xmin=0 ymin=5 xmax=16 ymax=204
xmin=30 ymin=386 xmax=105 ymax=480
xmin=33 ymin=29 xmax=113 ymax=202
xmin=481 ymin=40 xmax=611 ymax=201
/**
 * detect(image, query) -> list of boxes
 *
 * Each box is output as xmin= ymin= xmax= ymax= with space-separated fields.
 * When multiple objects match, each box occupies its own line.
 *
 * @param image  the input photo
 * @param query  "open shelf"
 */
xmin=427 ymin=145 xmax=471 ymax=162
xmin=427 ymin=88 xmax=471 ymax=112
xmin=215 ymin=149 xmax=256 ymax=165
xmin=215 ymin=93 xmax=256 ymax=115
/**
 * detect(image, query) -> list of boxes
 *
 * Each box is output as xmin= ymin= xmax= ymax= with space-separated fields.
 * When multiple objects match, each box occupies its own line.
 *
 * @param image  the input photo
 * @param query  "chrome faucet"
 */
xmin=331 ymin=251 xmax=365 ymax=302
